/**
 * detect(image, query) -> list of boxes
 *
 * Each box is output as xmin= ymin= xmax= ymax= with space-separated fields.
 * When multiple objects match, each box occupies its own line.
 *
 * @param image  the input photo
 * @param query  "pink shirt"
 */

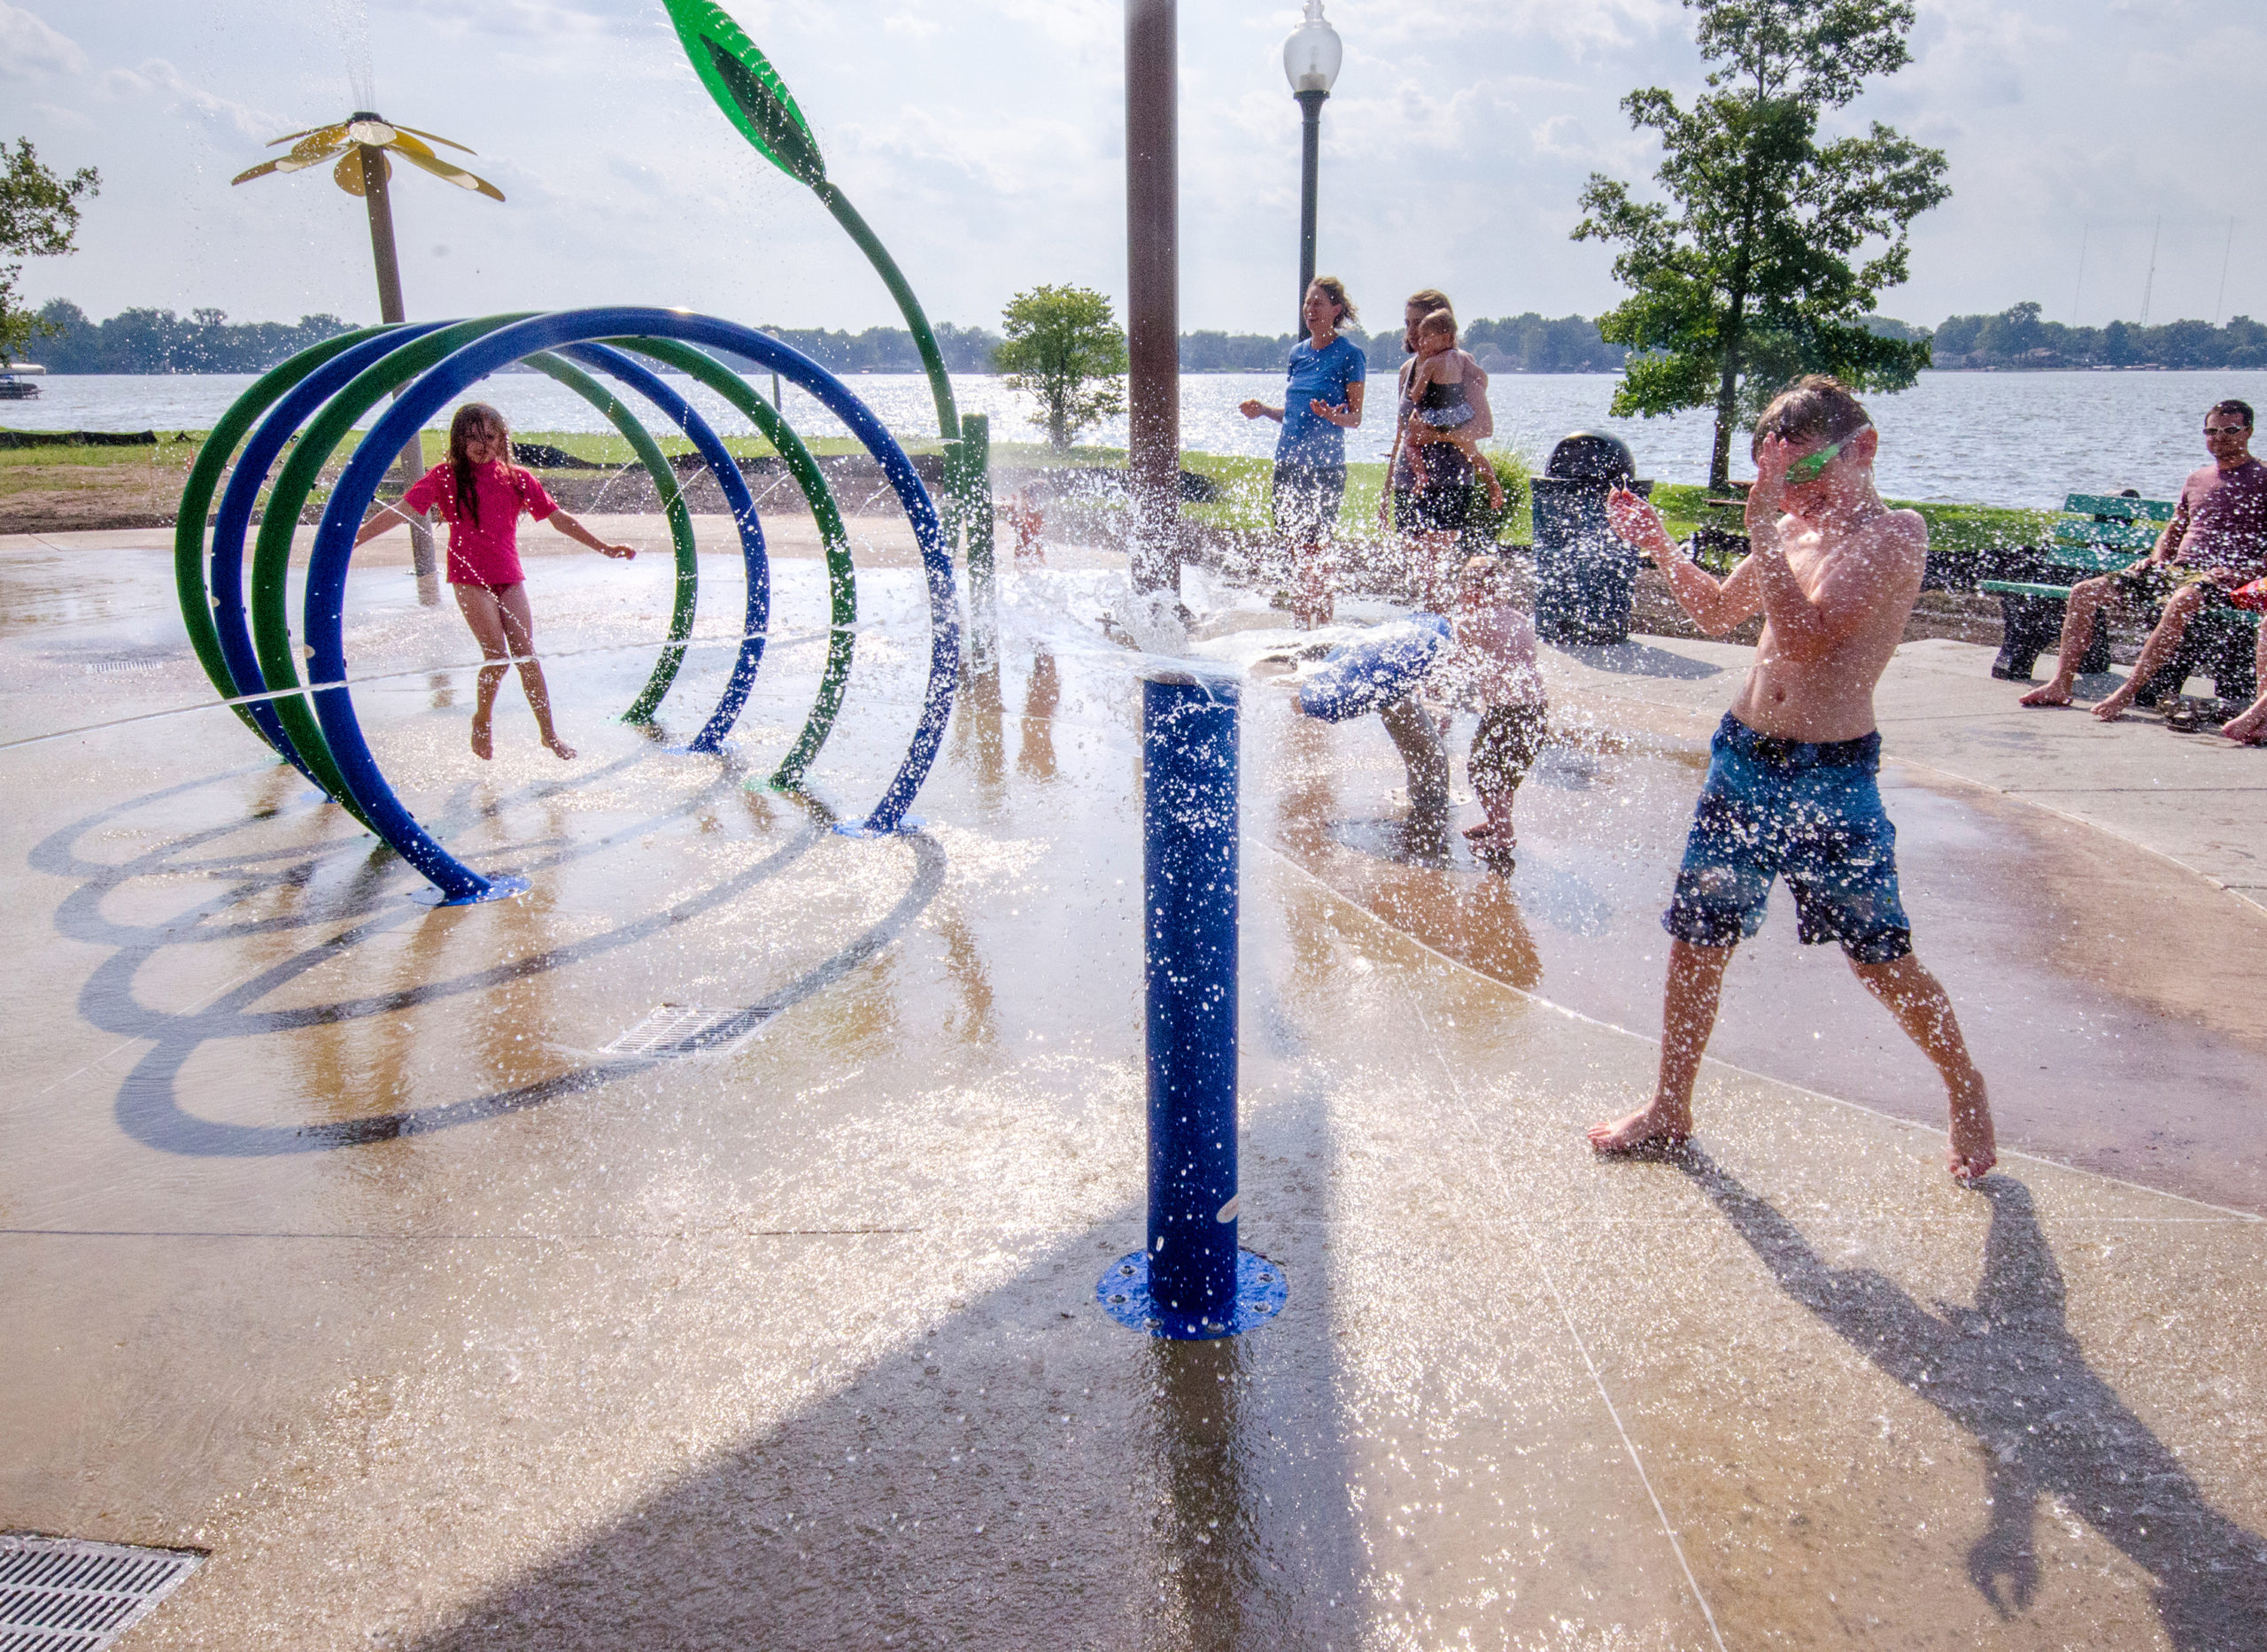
xmin=2170 ymin=457 xmax=2267 ymax=579
xmin=403 ymin=460 xmax=559 ymax=586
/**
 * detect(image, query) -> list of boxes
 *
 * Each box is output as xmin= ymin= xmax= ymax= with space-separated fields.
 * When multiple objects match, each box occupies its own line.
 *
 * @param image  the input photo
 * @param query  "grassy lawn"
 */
xmin=0 ymin=428 xmax=2064 ymax=560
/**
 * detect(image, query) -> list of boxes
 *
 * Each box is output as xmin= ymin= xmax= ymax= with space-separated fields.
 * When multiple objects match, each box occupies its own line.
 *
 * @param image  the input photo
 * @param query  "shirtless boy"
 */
xmin=1588 ymin=376 xmax=1996 ymax=1181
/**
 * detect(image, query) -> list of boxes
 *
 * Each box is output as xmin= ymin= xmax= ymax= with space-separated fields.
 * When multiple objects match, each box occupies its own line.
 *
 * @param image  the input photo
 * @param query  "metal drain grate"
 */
xmin=80 ymin=660 xmax=169 ymax=675
xmin=600 ymin=1003 xmax=773 ymax=1057
xmin=0 ymin=1535 xmax=202 ymax=1650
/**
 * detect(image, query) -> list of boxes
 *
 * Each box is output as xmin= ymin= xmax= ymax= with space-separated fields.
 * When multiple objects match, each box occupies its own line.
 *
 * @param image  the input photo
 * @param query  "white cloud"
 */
xmin=99 ymin=60 xmax=285 ymax=139
xmin=0 ymin=2 xmax=87 ymax=76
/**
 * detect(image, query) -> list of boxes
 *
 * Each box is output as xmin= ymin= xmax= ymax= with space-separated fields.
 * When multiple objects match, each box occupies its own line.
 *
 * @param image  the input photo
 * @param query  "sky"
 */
xmin=5 ymin=0 xmax=2263 ymax=338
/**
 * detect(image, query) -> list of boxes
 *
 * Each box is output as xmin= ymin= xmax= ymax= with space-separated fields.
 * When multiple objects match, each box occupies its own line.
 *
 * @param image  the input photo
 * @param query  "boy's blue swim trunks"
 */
xmin=1662 ymin=713 xmax=1913 ymax=964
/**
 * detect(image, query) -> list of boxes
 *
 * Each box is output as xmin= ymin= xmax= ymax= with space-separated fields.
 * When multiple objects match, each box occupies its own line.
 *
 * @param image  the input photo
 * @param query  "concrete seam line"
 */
xmin=1394 ymin=974 xmax=1731 ymax=1652
xmin=1251 ymin=837 xmax=2267 ymax=1224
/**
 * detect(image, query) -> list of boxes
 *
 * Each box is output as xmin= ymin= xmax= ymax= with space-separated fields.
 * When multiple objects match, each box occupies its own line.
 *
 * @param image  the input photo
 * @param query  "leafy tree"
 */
xmin=0 ymin=139 xmax=100 ymax=368
xmin=1574 ymin=0 xmax=1949 ymax=488
xmin=994 ymin=284 xmax=1127 ymax=449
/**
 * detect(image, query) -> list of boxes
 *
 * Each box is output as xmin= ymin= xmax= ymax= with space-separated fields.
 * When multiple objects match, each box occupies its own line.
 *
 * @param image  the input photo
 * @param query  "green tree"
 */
xmin=0 ymin=139 xmax=100 ymax=369
xmin=1574 ymin=0 xmax=1949 ymax=489
xmin=994 ymin=284 xmax=1127 ymax=449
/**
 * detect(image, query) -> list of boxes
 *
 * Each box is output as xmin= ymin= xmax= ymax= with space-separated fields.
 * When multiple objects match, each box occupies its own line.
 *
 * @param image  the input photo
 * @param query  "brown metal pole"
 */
xmin=1126 ymin=0 xmax=1179 ymax=596
xmin=360 ymin=133 xmax=441 ymax=605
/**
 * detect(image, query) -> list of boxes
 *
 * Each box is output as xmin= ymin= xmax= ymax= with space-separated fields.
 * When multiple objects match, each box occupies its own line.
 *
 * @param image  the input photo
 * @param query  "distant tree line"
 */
xmin=742 ymin=321 xmax=1003 ymax=375
xmin=1930 ymin=302 xmax=2267 ymax=371
xmin=33 ymin=301 xmax=353 ymax=373
xmin=1181 ymin=313 xmax=1635 ymax=374
xmin=33 ymin=296 xmax=2267 ymax=380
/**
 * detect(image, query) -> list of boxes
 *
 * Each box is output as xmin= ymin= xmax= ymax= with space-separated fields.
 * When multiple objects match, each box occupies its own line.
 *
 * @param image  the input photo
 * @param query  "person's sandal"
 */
xmin=2165 ymin=699 xmax=2205 ymax=733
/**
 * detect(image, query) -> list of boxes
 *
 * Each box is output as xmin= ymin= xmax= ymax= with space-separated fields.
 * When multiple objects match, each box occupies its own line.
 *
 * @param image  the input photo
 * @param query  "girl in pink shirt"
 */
xmin=357 ymin=402 xmax=635 ymax=760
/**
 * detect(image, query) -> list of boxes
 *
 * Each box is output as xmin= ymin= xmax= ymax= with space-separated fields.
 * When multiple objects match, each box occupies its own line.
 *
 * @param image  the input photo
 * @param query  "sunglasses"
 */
xmin=1783 ymin=426 xmax=1869 ymax=484
xmin=2205 ymin=425 xmax=2249 ymax=436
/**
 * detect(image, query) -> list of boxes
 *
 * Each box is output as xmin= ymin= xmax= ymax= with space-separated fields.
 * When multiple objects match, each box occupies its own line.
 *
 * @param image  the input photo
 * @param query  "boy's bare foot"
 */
xmin=1948 ymin=1102 xmax=1997 ymax=1182
xmin=1463 ymin=820 xmax=1496 ymax=842
xmin=543 ymin=733 xmax=576 ymax=761
xmin=2221 ymin=704 xmax=2267 ymax=745
xmin=470 ymin=720 xmax=493 ymax=760
xmin=2090 ymin=683 xmax=2138 ymax=722
xmin=1587 ymin=1102 xmax=1691 ymax=1156
xmin=2017 ymin=681 xmax=2072 ymax=707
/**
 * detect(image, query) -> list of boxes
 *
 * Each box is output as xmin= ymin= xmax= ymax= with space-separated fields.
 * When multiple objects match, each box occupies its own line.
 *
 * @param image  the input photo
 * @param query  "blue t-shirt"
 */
xmin=1274 ymin=335 xmax=1367 ymax=468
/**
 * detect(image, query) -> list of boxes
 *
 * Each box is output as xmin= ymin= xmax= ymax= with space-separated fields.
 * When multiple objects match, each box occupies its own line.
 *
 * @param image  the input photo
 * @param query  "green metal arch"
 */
xmin=512 ymin=349 xmax=700 ymax=725
xmin=174 ymin=325 xmax=398 ymax=741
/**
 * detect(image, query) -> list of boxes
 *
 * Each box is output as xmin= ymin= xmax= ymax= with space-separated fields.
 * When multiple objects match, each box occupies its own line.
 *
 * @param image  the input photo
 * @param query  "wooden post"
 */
xmin=360 ymin=135 xmax=441 ymax=606
xmin=1125 ymin=0 xmax=1180 ymax=597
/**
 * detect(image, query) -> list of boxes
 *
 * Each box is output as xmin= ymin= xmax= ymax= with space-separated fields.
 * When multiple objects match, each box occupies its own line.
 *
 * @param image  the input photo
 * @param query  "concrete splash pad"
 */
xmin=3 ymin=526 xmax=2264 ymax=1649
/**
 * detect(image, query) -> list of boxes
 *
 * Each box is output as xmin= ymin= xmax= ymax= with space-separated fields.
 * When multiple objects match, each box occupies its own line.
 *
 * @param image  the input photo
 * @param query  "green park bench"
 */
xmin=1978 ymin=492 xmax=2259 ymax=703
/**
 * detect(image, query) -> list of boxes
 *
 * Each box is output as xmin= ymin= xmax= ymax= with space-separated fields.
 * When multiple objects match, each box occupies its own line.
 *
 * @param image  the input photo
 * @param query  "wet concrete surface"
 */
xmin=3 ymin=527 xmax=2264 ymax=1649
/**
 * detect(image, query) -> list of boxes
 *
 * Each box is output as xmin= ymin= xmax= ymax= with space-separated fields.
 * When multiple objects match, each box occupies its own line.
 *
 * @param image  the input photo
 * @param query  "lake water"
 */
xmin=10 ymin=367 xmax=2264 ymax=509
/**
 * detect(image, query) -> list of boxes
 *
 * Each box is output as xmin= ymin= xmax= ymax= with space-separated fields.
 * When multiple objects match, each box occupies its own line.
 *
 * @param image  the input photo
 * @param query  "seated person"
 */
xmin=2021 ymin=398 xmax=2267 ymax=718
xmin=1430 ymin=555 xmax=1548 ymax=853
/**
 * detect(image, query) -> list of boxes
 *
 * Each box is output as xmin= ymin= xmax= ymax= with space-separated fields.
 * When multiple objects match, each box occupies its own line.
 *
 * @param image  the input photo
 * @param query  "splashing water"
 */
xmin=327 ymin=0 xmax=375 ymax=112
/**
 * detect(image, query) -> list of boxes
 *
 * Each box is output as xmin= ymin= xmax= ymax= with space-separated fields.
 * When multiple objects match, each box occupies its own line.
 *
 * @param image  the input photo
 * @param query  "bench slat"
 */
xmin=1977 ymin=580 xmax=2261 ymax=629
xmin=2063 ymin=493 xmax=2176 ymax=521
xmin=2035 ymin=546 xmax=2142 ymax=574
xmin=2053 ymin=521 xmax=2160 ymax=551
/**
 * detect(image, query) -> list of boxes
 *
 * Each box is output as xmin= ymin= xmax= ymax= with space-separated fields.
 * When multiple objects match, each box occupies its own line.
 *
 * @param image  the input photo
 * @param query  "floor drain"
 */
xmin=81 ymin=660 xmax=168 ymax=675
xmin=600 ymin=1003 xmax=773 ymax=1057
xmin=0 ymin=1535 xmax=202 ymax=1650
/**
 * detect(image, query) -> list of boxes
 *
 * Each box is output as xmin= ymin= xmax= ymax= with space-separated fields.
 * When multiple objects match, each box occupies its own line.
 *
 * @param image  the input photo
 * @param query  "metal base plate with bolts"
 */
xmin=832 ymin=816 xmax=925 ymax=839
xmin=409 ymin=874 xmax=530 ymax=908
xmin=1096 ymin=1248 xmax=1287 ymax=1339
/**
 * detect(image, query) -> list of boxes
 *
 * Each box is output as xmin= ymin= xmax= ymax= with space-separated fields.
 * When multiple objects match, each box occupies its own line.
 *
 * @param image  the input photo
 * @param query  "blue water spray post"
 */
xmin=1099 ymin=671 xmax=1287 ymax=1338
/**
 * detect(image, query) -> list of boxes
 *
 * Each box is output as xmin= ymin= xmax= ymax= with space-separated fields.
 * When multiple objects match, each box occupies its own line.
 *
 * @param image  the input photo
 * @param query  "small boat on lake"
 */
xmin=0 ymin=363 xmax=45 ymax=400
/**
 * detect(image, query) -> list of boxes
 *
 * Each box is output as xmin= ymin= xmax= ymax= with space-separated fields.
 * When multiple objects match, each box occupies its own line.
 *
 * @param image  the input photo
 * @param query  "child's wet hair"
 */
xmin=1751 ymin=375 xmax=1869 ymax=459
xmin=1461 ymin=553 xmax=1507 ymax=590
xmin=1418 ymin=309 xmax=1458 ymax=341
xmin=448 ymin=402 xmax=513 ymax=527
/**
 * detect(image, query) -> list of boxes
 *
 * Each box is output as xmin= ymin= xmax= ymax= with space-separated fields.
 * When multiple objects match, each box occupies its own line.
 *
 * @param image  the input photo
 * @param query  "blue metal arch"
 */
xmin=301 ymin=306 xmax=957 ymax=903
xmin=206 ymin=323 xmax=443 ymax=783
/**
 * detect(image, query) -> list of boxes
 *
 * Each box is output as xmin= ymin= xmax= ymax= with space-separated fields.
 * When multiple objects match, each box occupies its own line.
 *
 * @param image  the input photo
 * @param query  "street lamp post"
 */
xmin=1282 ymin=1 xmax=1342 ymax=318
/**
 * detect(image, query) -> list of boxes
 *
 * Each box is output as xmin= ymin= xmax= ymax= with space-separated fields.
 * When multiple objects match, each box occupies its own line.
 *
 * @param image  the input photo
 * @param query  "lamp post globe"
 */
xmin=1282 ymin=2 xmax=1342 ymax=318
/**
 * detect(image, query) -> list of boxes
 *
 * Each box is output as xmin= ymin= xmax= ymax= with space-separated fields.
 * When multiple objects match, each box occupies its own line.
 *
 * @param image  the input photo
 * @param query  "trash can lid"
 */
xmin=1544 ymin=431 xmax=1636 ymax=482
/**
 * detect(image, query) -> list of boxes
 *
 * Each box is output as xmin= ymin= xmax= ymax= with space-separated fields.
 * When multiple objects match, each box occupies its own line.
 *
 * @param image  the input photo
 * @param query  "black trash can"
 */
xmin=1531 ymin=432 xmax=1650 ymax=645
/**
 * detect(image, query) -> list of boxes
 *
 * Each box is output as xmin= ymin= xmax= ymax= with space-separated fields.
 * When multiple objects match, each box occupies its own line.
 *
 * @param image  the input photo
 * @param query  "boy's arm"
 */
xmin=1743 ymin=436 xmax=1920 ymax=660
xmin=1607 ymin=488 xmax=1760 ymax=635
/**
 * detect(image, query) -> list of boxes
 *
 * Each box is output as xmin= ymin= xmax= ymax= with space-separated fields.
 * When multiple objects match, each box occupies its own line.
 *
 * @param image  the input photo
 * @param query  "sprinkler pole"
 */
xmin=1098 ymin=672 xmax=1286 ymax=1339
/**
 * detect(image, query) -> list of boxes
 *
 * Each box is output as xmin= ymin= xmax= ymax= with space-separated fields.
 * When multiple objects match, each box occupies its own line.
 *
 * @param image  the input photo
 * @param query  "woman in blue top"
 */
xmin=1241 ymin=276 xmax=1366 ymax=627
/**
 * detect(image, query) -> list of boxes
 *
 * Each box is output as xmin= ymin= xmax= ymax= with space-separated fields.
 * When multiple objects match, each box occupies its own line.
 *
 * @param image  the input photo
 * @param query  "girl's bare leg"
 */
xmin=492 ymin=583 xmax=572 ymax=759
xmin=453 ymin=583 xmax=512 ymax=760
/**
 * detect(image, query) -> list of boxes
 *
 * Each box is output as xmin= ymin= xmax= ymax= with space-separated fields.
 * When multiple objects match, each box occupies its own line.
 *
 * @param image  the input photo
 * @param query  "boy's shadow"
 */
xmin=1683 ymin=1154 xmax=2267 ymax=1646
